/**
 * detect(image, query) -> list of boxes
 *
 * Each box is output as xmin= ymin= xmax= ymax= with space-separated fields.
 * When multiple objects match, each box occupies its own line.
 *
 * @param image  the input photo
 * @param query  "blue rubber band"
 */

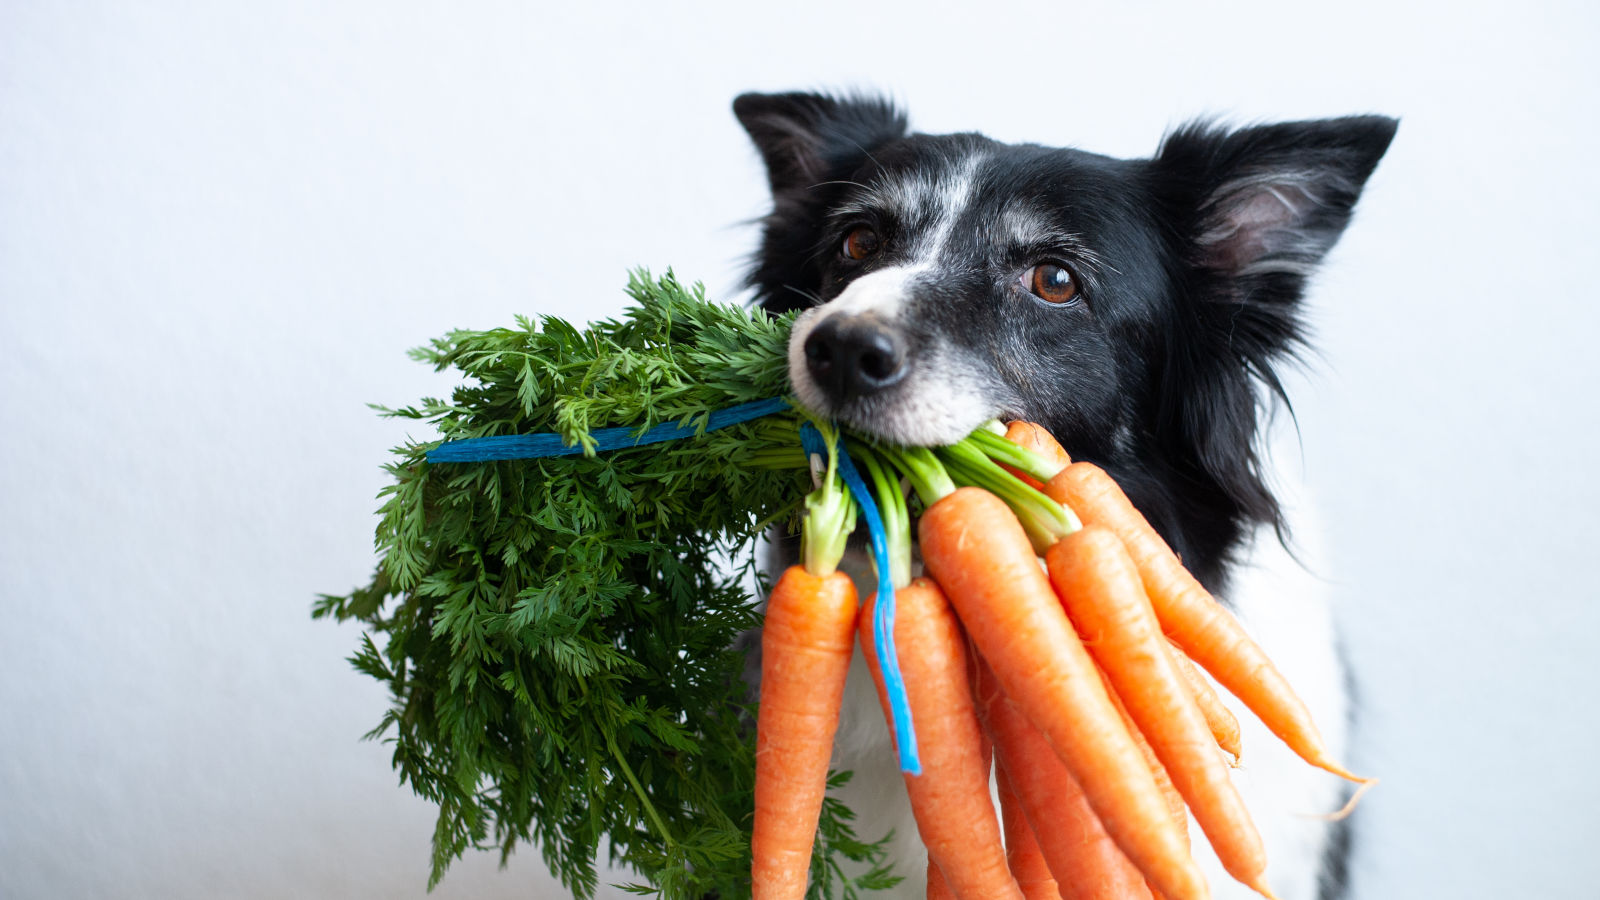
xmin=426 ymin=402 xmax=922 ymax=771
xmin=800 ymin=424 xmax=921 ymax=776
xmin=425 ymin=397 xmax=791 ymax=463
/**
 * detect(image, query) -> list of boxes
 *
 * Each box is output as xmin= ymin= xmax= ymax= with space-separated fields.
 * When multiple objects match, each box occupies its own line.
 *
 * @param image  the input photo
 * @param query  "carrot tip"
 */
xmin=1248 ymin=879 xmax=1282 ymax=900
xmin=1299 ymin=776 xmax=1378 ymax=822
xmin=1315 ymin=759 xmax=1374 ymax=785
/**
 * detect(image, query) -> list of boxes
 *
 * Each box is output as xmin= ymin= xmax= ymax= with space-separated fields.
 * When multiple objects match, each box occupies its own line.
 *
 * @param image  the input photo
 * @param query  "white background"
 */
xmin=3 ymin=1 xmax=1597 ymax=897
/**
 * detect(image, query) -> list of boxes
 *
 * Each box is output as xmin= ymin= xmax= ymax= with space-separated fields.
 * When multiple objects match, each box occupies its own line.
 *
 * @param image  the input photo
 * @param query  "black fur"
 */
xmin=734 ymin=92 xmax=1395 ymax=595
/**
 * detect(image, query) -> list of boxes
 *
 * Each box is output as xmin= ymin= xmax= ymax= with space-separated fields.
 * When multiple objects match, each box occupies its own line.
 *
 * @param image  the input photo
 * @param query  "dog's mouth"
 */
xmin=798 ymin=390 xmax=998 ymax=447
xmin=786 ymin=308 xmax=1000 ymax=446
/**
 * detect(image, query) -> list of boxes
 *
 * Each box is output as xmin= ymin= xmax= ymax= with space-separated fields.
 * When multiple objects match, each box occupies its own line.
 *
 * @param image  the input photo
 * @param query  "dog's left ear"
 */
xmin=734 ymin=92 xmax=909 ymax=312
xmin=1147 ymin=116 xmax=1397 ymax=544
xmin=733 ymin=92 xmax=908 ymax=200
xmin=1157 ymin=115 xmax=1398 ymax=292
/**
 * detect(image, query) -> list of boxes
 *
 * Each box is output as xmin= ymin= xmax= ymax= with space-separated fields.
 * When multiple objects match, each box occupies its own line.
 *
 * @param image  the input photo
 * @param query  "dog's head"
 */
xmin=736 ymin=92 xmax=1394 ymax=577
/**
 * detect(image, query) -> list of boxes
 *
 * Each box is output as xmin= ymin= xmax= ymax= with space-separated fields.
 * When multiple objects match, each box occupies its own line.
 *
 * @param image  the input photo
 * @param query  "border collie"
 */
xmin=735 ymin=91 xmax=1395 ymax=900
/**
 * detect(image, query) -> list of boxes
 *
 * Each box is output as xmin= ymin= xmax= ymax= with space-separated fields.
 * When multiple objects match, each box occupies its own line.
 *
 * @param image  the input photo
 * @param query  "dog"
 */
xmin=735 ymin=91 xmax=1395 ymax=900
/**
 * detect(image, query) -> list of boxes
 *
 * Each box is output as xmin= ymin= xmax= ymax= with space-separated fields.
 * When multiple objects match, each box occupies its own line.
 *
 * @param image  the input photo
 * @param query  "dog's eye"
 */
xmin=841 ymin=226 xmax=881 ymax=261
xmin=1024 ymin=263 xmax=1078 ymax=304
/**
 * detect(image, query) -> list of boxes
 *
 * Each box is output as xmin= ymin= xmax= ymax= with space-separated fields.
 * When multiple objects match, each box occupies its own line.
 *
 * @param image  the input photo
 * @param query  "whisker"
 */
xmin=807 ymin=179 xmax=870 ymax=192
xmin=782 ymin=284 xmax=825 ymax=307
xmin=846 ymin=136 xmax=887 ymax=173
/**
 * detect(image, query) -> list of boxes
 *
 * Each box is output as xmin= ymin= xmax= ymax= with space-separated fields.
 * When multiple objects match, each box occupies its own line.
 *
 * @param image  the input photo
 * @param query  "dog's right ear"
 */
xmin=735 ymin=92 xmax=908 ymax=313
xmin=733 ymin=92 xmax=908 ymax=200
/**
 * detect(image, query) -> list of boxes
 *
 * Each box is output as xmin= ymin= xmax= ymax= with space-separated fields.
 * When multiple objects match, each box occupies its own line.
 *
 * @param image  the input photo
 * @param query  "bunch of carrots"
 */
xmin=751 ymin=420 xmax=1372 ymax=900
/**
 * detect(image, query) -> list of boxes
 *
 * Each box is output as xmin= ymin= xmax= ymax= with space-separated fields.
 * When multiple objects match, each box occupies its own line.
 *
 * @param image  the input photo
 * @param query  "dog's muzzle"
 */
xmin=802 ymin=313 xmax=909 ymax=403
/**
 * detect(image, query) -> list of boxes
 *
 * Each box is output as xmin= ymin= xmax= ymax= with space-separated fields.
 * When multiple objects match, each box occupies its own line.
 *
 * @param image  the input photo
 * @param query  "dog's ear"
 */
xmin=1158 ymin=116 xmax=1398 ymax=287
xmin=734 ymin=92 xmax=908 ymax=312
xmin=733 ymin=92 xmax=907 ymax=199
xmin=1148 ymin=116 xmax=1397 ymax=547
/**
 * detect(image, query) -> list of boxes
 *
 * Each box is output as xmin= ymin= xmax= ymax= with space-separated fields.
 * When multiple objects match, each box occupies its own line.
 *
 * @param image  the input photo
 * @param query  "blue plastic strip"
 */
xmin=800 ymin=424 xmax=921 ymax=776
xmin=425 ymin=397 xmax=790 ymax=463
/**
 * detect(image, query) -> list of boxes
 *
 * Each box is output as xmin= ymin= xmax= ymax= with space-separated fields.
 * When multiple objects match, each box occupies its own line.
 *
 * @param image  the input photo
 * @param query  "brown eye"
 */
xmin=842 ymin=226 xmax=881 ymax=261
xmin=1024 ymin=262 xmax=1078 ymax=304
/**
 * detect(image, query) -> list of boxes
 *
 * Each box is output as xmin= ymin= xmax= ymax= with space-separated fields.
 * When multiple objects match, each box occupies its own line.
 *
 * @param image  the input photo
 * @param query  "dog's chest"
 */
xmin=820 ymin=522 xmax=1350 ymax=900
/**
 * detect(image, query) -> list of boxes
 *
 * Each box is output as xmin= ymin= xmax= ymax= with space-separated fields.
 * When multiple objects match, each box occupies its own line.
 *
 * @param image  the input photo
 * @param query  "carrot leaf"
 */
xmin=316 ymin=271 xmax=901 ymax=898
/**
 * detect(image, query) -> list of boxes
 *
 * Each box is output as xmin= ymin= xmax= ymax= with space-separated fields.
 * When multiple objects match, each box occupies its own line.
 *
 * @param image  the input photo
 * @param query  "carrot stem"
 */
xmin=967 ymin=426 xmax=1064 ymax=484
xmin=807 ymin=423 xmax=923 ymax=775
xmin=896 ymin=445 xmax=957 ymax=506
xmin=746 ymin=448 xmax=809 ymax=469
xmin=605 ymin=727 xmax=676 ymax=853
xmin=858 ymin=448 xmax=912 ymax=589
xmin=799 ymin=418 xmax=855 ymax=575
xmin=937 ymin=441 xmax=1079 ymax=554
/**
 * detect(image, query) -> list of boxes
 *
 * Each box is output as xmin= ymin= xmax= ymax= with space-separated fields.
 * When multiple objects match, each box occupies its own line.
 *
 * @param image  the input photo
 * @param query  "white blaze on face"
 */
xmin=819 ymin=265 xmax=919 ymax=320
xmin=912 ymin=153 xmax=985 ymax=264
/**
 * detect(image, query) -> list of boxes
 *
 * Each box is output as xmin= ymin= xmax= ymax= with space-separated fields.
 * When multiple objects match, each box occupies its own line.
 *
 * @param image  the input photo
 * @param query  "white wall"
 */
xmin=3 ymin=1 xmax=1596 ymax=897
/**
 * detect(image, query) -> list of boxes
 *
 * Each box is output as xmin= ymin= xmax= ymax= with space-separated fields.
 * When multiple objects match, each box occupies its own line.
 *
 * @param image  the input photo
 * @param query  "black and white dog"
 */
xmin=735 ymin=91 xmax=1395 ymax=900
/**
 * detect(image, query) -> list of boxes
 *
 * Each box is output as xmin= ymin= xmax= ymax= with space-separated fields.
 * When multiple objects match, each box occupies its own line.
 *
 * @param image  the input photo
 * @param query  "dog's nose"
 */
xmin=803 ymin=315 xmax=908 ymax=399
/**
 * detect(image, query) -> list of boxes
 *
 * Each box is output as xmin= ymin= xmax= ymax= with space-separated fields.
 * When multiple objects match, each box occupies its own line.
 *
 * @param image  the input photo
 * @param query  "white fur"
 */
xmin=804 ymin=266 xmax=919 ymax=323
xmin=912 ymin=154 xmax=984 ymax=263
xmin=827 ymin=479 xmax=1348 ymax=900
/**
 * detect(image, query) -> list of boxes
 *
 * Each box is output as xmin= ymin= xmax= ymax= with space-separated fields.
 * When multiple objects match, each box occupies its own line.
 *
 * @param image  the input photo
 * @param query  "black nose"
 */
xmin=803 ymin=315 xmax=908 ymax=400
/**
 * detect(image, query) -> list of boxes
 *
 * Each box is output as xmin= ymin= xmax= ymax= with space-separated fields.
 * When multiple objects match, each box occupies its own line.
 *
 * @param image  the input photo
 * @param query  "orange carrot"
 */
xmin=1167 ymin=641 xmax=1242 ymax=763
xmin=972 ymin=654 xmax=1153 ymax=900
xmin=1097 ymin=665 xmax=1188 ymax=848
xmin=1050 ymin=526 xmax=1273 ymax=897
xmin=1092 ymin=662 xmax=1189 ymax=900
xmin=996 ymin=764 xmax=1064 ymax=900
xmin=950 ymin=641 xmax=1002 ymax=900
xmin=752 ymin=566 xmax=860 ymax=900
xmin=1000 ymin=421 xmax=1073 ymax=489
xmin=1044 ymin=462 xmax=1365 ymax=784
xmin=919 ymin=487 xmax=1207 ymax=900
xmin=928 ymin=863 xmax=957 ymax=900
xmin=859 ymin=578 xmax=1024 ymax=900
